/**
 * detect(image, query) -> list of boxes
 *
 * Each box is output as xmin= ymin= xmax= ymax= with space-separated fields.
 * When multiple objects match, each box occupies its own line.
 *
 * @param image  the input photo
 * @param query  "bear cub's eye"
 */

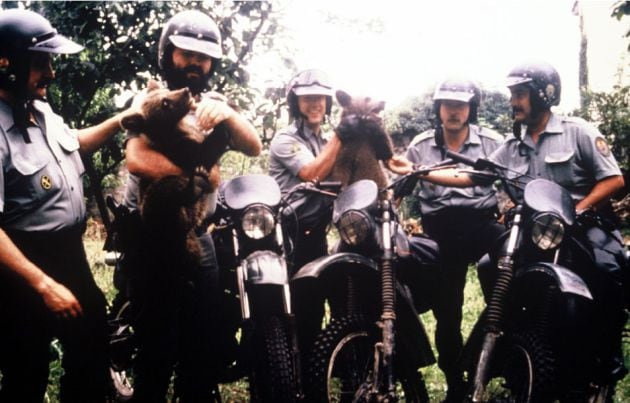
xmin=162 ymin=99 xmax=171 ymax=108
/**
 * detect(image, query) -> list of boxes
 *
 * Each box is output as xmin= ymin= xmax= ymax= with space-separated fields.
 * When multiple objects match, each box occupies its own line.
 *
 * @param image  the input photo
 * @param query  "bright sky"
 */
xmin=251 ymin=0 xmax=628 ymax=113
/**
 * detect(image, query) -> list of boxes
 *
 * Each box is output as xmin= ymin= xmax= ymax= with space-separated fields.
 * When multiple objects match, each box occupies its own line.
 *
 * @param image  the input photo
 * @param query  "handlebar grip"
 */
xmin=318 ymin=181 xmax=343 ymax=191
xmin=444 ymin=150 xmax=477 ymax=167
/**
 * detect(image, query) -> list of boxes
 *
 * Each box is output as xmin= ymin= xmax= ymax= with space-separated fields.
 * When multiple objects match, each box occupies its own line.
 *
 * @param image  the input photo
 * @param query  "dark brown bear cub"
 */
xmin=121 ymin=80 xmax=229 ymax=263
xmin=330 ymin=89 xmax=394 ymax=189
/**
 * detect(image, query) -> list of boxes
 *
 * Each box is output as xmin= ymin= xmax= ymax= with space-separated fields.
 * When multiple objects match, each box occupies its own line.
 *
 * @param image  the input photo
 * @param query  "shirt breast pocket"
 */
xmin=56 ymin=132 xmax=85 ymax=177
xmin=544 ymin=151 xmax=575 ymax=187
xmin=9 ymin=146 xmax=53 ymax=204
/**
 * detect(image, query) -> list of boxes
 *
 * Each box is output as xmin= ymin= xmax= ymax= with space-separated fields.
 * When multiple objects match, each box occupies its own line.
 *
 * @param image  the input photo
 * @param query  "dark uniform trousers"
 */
xmin=0 ymin=226 xmax=111 ymax=402
xmin=125 ymin=230 xmax=220 ymax=402
xmin=422 ymin=207 xmax=504 ymax=387
xmin=583 ymin=221 xmax=628 ymax=378
xmin=289 ymin=211 xmax=330 ymax=364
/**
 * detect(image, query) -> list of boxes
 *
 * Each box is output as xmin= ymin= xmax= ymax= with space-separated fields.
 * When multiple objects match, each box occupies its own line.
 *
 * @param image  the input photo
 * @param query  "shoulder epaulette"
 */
xmin=409 ymin=130 xmax=435 ymax=147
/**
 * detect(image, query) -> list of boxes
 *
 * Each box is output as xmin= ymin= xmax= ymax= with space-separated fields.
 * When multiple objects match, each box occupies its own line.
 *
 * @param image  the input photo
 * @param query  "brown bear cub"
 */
xmin=121 ymin=80 xmax=230 ymax=263
xmin=330 ymin=89 xmax=394 ymax=189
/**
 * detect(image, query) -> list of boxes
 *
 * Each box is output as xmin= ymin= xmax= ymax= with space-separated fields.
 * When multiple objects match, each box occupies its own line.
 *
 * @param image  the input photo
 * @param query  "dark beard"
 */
xmin=166 ymin=66 xmax=209 ymax=95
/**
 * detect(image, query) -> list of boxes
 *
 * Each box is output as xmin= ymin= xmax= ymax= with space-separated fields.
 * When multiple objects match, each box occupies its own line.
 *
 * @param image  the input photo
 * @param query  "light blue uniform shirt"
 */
xmin=489 ymin=113 xmax=621 ymax=202
xmin=0 ymin=99 xmax=86 ymax=231
xmin=268 ymin=121 xmax=330 ymax=194
xmin=405 ymin=124 xmax=504 ymax=215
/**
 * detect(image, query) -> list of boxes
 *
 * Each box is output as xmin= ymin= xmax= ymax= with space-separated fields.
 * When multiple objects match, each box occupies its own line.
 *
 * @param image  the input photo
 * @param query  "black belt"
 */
xmin=4 ymin=223 xmax=86 ymax=250
xmin=422 ymin=207 xmax=497 ymax=240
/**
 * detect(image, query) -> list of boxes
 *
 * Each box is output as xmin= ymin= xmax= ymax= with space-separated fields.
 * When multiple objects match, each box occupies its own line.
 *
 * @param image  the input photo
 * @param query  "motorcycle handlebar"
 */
xmin=444 ymin=150 xmax=477 ymax=167
xmin=444 ymin=150 xmax=508 ymax=172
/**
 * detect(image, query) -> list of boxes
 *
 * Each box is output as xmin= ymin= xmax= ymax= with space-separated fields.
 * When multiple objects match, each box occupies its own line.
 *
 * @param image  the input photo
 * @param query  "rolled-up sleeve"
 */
xmin=269 ymin=134 xmax=315 ymax=176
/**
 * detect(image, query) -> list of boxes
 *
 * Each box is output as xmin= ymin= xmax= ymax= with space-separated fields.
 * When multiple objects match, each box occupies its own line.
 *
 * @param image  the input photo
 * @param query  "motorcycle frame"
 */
xmin=292 ymin=198 xmax=435 ymax=399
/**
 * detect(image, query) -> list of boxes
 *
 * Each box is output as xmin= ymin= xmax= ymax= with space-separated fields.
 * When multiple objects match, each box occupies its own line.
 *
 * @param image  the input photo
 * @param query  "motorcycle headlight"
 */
xmin=241 ymin=205 xmax=275 ymax=240
xmin=530 ymin=213 xmax=565 ymax=250
xmin=337 ymin=210 xmax=371 ymax=246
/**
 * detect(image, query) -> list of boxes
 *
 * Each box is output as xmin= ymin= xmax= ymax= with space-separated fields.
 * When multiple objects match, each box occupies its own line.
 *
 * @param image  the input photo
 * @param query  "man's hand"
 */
xmin=37 ymin=275 xmax=83 ymax=319
xmin=193 ymin=98 xmax=235 ymax=132
xmin=385 ymin=155 xmax=414 ymax=175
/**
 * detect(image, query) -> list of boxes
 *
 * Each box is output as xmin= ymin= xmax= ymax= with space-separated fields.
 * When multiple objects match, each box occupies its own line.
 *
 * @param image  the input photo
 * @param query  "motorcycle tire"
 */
xmin=249 ymin=315 xmax=299 ymax=403
xmin=470 ymin=331 xmax=555 ymax=403
xmin=306 ymin=314 xmax=429 ymax=403
xmin=108 ymin=299 xmax=135 ymax=401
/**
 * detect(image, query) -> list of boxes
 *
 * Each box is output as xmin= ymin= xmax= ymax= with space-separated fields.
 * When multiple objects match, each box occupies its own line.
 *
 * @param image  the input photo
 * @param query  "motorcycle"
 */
xmin=210 ymin=173 xmax=345 ymax=402
xmin=294 ymin=164 xmax=451 ymax=402
xmin=105 ymin=174 xmax=342 ymax=402
xmin=444 ymin=150 xmax=626 ymax=402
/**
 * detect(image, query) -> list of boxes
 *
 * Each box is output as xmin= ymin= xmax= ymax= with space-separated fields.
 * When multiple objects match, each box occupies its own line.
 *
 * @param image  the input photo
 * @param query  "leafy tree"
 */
xmin=573 ymin=85 xmax=630 ymax=171
xmin=1 ymin=1 xmax=279 ymax=222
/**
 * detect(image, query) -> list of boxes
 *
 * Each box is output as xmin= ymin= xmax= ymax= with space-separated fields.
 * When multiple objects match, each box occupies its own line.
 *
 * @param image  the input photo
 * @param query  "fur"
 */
xmin=121 ymin=80 xmax=229 ymax=264
xmin=330 ymin=89 xmax=394 ymax=189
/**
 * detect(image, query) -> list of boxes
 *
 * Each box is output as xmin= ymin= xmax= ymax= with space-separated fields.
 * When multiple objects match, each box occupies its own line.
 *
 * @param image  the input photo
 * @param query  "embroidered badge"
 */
xmin=40 ymin=175 xmax=52 ymax=190
xmin=594 ymin=137 xmax=611 ymax=157
xmin=290 ymin=142 xmax=301 ymax=155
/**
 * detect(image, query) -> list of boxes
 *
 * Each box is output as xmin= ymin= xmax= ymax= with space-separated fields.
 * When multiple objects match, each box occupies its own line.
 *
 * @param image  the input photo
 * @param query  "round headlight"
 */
xmin=242 ymin=205 xmax=275 ymax=239
xmin=531 ymin=213 xmax=564 ymax=250
xmin=337 ymin=210 xmax=371 ymax=246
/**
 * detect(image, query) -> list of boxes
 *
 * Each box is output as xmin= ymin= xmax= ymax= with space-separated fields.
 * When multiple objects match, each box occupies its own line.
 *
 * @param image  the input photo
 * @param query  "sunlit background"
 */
xmin=250 ymin=0 xmax=629 ymax=113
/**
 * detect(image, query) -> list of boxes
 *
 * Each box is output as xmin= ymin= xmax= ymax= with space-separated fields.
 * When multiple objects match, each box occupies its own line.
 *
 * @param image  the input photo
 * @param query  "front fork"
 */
xmin=471 ymin=206 xmax=522 ymax=402
xmin=233 ymin=227 xmax=303 ymax=397
xmin=371 ymin=200 xmax=398 ymax=401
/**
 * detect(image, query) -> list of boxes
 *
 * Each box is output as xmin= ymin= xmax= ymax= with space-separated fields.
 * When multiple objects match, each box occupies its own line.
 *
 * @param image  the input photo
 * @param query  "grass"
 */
xmin=40 ymin=230 xmax=630 ymax=402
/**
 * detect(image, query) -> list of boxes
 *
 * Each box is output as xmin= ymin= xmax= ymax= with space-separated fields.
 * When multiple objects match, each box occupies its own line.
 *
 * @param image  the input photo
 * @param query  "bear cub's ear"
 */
xmin=120 ymin=113 xmax=146 ymax=133
xmin=336 ymin=90 xmax=352 ymax=107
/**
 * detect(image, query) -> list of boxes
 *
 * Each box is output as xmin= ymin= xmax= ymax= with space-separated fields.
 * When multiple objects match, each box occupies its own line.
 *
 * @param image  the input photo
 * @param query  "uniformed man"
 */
xmin=269 ymin=67 xmax=412 ymax=370
xmin=404 ymin=78 xmax=504 ymax=402
xmin=120 ymin=10 xmax=261 ymax=401
xmin=0 ymin=9 xmax=136 ymax=401
xmin=420 ymin=61 xmax=627 ymax=387
xmin=268 ymin=68 xmax=342 ymax=366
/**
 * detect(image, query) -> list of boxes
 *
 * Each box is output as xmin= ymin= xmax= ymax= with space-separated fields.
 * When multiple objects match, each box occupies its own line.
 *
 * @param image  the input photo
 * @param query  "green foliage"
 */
xmin=477 ymin=90 xmax=512 ymax=135
xmin=1 ymin=1 xmax=279 ymax=221
xmin=385 ymin=91 xmax=435 ymax=141
xmin=572 ymin=85 xmax=630 ymax=171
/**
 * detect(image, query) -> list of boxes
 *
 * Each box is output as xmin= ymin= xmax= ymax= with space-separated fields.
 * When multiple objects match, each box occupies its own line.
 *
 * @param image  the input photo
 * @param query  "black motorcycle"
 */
xmin=105 ymin=174 xmax=342 ymax=402
xmin=445 ymin=150 xmax=626 ymax=402
xmin=294 ymin=165 xmax=451 ymax=402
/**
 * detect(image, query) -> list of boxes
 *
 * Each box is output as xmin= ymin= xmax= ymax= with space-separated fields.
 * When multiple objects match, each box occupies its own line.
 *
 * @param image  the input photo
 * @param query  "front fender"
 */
xmin=516 ymin=262 xmax=593 ymax=300
xmin=291 ymin=252 xmax=379 ymax=282
xmin=243 ymin=250 xmax=288 ymax=286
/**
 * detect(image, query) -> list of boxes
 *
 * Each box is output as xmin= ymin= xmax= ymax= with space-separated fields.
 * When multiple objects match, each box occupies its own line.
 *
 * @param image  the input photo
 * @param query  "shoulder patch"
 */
xmin=594 ymin=136 xmax=611 ymax=157
xmin=409 ymin=130 xmax=435 ymax=147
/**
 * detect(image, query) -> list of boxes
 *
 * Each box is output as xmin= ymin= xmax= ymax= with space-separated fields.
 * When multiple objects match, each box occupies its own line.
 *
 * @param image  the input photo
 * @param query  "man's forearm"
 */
xmin=298 ymin=134 xmax=341 ymax=182
xmin=125 ymin=136 xmax=183 ymax=180
xmin=576 ymin=175 xmax=625 ymax=212
xmin=224 ymin=114 xmax=262 ymax=157
xmin=423 ymin=168 xmax=475 ymax=188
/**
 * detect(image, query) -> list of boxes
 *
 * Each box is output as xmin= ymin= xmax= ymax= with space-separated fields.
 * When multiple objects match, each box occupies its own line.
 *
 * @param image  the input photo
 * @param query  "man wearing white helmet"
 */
xmin=268 ymin=68 xmax=342 ymax=363
xmin=404 ymin=78 xmax=504 ymax=402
